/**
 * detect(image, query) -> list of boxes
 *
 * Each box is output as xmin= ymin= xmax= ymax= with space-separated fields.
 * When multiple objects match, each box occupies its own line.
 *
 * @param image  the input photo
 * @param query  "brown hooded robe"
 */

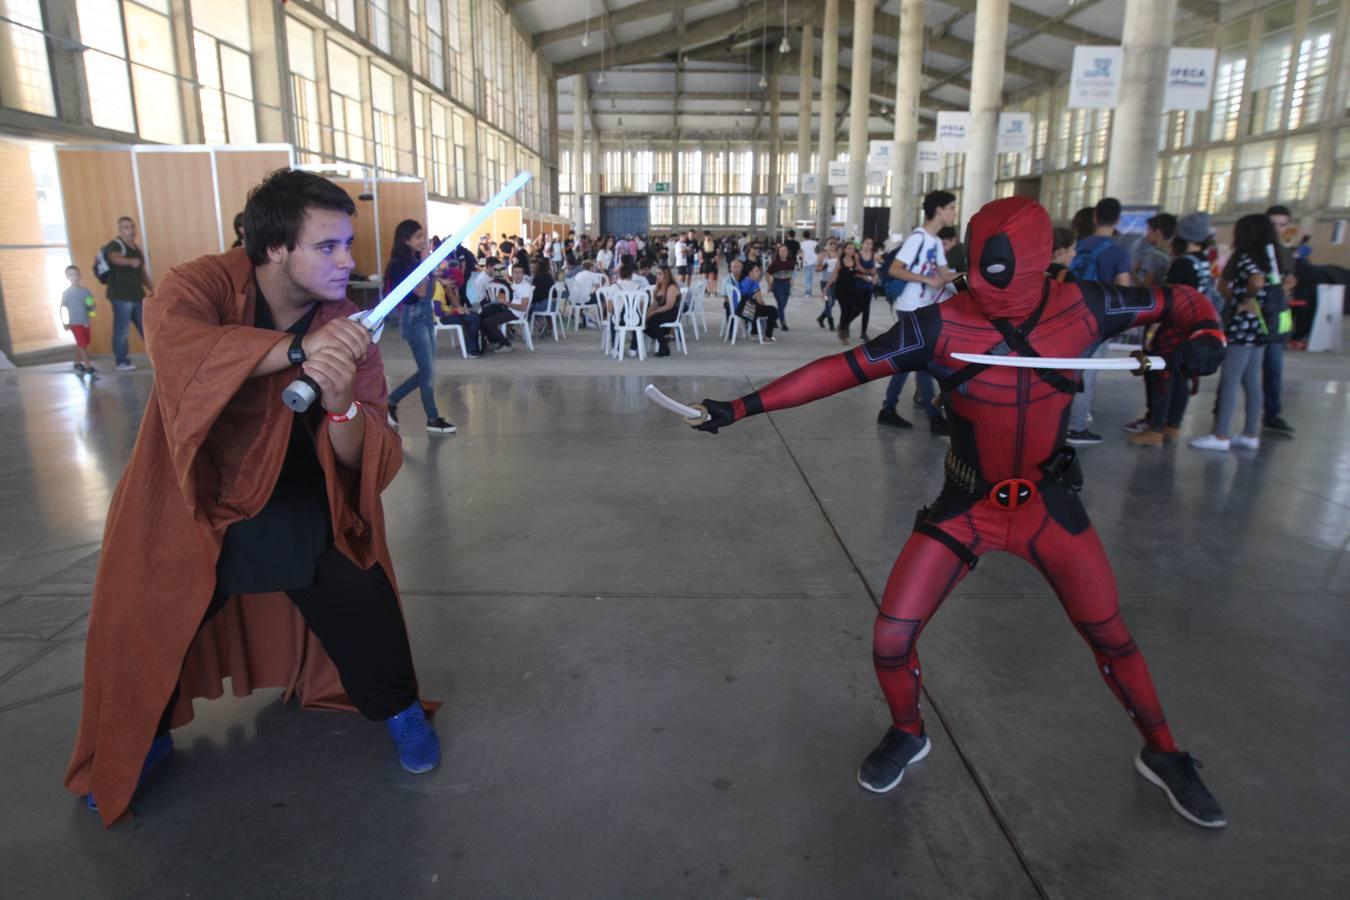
xmin=64 ymin=248 xmax=416 ymax=826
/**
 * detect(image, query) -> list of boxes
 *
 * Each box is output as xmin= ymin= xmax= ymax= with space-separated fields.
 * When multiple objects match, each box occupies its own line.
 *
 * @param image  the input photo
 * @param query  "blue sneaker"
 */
xmin=87 ymin=733 xmax=174 ymax=810
xmin=385 ymin=702 xmax=440 ymax=774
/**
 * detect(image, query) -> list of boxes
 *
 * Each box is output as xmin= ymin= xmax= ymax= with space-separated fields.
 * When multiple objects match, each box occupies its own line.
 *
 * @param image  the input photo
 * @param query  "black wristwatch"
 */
xmin=287 ymin=332 xmax=306 ymax=366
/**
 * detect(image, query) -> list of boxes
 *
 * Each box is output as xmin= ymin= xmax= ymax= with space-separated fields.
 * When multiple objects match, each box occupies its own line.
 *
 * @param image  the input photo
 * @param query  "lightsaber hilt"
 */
xmin=282 ymin=170 xmax=533 ymax=412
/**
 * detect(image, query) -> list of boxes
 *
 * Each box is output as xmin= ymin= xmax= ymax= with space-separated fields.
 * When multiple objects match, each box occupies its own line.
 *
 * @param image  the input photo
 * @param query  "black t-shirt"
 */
xmin=1046 ymin=263 xmax=1076 ymax=284
xmin=785 ymin=239 xmax=801 ymax=261
xmin=214 ymin=292 xmax=331 ymax=595
xmin=1165 ymin=256 xmax=1199 ymax=288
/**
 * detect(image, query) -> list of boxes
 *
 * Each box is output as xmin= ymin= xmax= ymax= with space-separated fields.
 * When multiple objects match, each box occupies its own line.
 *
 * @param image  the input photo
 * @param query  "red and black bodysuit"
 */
xmin=695 ymin=198 xmax=1226 ymax=754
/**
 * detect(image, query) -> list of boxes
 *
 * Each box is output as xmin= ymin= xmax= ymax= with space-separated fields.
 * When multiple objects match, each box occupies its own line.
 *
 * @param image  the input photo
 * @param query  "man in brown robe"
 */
xmin=65 ymin=169 xmax=439 ymax=827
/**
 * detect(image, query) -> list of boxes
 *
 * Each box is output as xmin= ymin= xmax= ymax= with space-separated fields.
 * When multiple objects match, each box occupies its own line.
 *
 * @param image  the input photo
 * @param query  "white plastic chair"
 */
xmin=433 ymin=320 xmax=471 ymax=358
xmin=488 ymin=283 xmax=534 ymax=351
xmin=659 ymin=289 xmax=690 ymax=355
xmin=720 ymin=285 xmax=764 ymax=346
xmin=609 ymin=289 xmax=650 ymax=361
xmin=531 ymin=284 xmax=567 ymax=341
xmin=597 ymin=285 xmax=617 ymax=356
xmin=569 ymin=278 xmax=605 ymax=331
xmin=684 ymin=283 xmax=706 ymax=339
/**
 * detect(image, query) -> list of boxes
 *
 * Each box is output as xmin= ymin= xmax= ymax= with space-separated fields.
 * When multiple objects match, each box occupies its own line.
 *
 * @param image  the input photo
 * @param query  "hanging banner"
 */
xmin=801 ymin=172 xmax=819 ymax=193
xmin=936 ymin=111 xmax=970 ymax=153
xmin=1069 ymin=46 xmax=1123 ymax=108
xmin=783 ymin=182 xmax=796 ymax=195
xmin=1163 ymin=47 xmax=1218 ymax=111
xmin=916 ymin=141 xmax=942 ymax=174
xmin=868 ymin=140 xmax=896 ymax=164
xmin=997 ymin=112 xmax=1033 ymax=154
xmin=866 ymin=161 xmax=889 ymax=186
xmin=755 ymin=196 xmax=768 ymax=208
xmin=827 ymin=160 xmax=849 ymax=188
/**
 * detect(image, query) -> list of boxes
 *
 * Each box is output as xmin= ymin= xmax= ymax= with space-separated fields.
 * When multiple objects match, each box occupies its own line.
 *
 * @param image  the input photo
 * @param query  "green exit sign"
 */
xmin=652 ymin=181 xmax=671 ymax=193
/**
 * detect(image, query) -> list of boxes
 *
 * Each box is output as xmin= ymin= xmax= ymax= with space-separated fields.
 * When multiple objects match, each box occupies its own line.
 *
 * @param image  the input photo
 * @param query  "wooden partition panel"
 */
xmin=55 ymin=148 xmax=139 ymax=355
xmin=332 ymin=179 xmax=380 ymax=277
xmin=214 ymin=148 xmax=291 ymax=251
xmin=377 ymin=181 xmax=429 ymax=258
xmin=136 ymin=150 xmax=220 ymax=278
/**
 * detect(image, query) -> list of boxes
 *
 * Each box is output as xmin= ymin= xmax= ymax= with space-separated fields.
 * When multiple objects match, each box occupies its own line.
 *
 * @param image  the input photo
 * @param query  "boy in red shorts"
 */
xmin=60 ymin=264 xmax=97 ymax=376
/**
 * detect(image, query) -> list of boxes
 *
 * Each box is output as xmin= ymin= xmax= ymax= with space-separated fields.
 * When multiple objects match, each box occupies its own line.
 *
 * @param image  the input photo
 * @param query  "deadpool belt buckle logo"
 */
xmin=990 ymin=478 xmax=1037 ymax=510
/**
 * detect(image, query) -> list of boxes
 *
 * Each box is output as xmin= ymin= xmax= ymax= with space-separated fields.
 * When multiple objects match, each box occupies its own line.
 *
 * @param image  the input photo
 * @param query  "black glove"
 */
xmin=693 ymin=398 xmax=735 ymax=434
xmin=1177 ymin=333 xmax=1225 ymax=377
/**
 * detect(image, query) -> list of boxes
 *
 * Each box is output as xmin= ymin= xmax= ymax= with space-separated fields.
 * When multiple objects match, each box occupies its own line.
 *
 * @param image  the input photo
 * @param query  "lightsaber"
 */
xmin=952 ymin=352 xmax=1165 ymax=373
xmin=644 ymin=384 xmax=709 ymax=424
xmin=282 ymin=170 xmax=534 ymax=412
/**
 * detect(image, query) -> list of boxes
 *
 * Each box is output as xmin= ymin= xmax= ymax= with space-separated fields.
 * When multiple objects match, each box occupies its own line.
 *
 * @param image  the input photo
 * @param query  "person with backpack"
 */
xmin=1190 ymin=214 xmax=1280 ymax=452
xmin=1065 ymin=198 xmax=1134 ymax=444
xmin=99 ymin=216 xmax=154 ymax=371
xmin=876 ymin=191 xmax=957 ymax=435
xmin=1126 ymin=214 xmax=1220 ymax=447
xmin=1262 ymin=204 xmax=1298 ymax=436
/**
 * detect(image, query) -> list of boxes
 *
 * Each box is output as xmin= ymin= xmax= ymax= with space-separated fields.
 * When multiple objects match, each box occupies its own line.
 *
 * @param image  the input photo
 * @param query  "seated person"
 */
xmin=721 ymin=257 xmax=745 ymax=319
xmin=644 ymin=267 xmax=683 ymax=357
xmin=614 ymin=263 xmax=647 ymax=292
xmin=509 ymin=265 xmax=533 ymax=312
xmin=434 ymin=278 xmax=483 ymax=359
xmin=570 ymin=260 xmax=608 ymax=328
xmin=638 ymin=260 xmax=657 ymax=285
xmin=528 ymin=259 xmax=555 ymax=317
xmin=736 ymin=261 xmax=777 ymax=341
xmin=473 ymin=257 xmax=516 ymax=353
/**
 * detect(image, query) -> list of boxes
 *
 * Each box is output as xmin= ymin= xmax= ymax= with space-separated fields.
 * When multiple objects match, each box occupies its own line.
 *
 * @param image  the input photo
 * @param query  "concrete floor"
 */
xmin=1 ymin=296 xmax=1348 ymax=898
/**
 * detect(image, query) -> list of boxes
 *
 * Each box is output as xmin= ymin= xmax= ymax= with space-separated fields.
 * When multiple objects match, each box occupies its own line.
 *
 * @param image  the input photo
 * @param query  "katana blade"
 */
xmin=645 ymin=384 xmax=707 ymax=422
xmin=952 ymin=352 xmax=1166 ymax=372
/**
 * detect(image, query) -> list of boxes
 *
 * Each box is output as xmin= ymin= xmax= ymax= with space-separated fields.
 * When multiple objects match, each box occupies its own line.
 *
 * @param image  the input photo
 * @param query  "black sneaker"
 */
xmin=858 ymin=727 xmax=931 ymax=793
xmin=1135 ymin=749 xmax=1226 ymax=828
xmin=387 ymin=404 xmax=400 ymax=429
xmin=426 ymin=417 xmax=457 ymax=434
xmin=1066 ymin=429 xmax=1103 ymax=445
xmin=1263 ymin=416 xmax=1295 ymax=436
xmin=929 ymin=416 xmax=950 ymax=436
xmin=877 ymin=408 xmax=913 ymax=429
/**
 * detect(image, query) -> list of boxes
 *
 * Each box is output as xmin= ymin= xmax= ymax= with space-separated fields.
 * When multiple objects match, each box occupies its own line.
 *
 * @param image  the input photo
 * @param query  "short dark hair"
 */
xmin=1147 ymin=213 xmax=1177 ymax=240
xmin=1051 ymin=227 xmax=1076 ymax=253
xmin=923 ymin=191 xmax=956 ymax=221
xmin=1094 ymin=197 xmax=1122 ymax=227
xmin=1266 ymin=205 xmax=1292 ymax=218
xmin=1070 ymin=207 xmax=1096 ymax=241
xmin=243 ymin=169 xmax=356 ymax=265
xmin=747 ymin=261 xmax=762 ymax=275
xmin=619 ymin=263 xmax=634 ymax=280
xmin=117 ymin=216 xmax=133 ymax=225
xmin=936 ymin=226 xmax=958 ymax=242
xmin=65 ymin=264 xmax=79 ymax=274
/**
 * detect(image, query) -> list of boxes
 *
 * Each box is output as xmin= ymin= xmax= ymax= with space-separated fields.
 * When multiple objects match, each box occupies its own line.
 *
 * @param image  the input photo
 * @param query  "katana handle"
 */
xmin=282 ymin=374 xmax=320 ymax=412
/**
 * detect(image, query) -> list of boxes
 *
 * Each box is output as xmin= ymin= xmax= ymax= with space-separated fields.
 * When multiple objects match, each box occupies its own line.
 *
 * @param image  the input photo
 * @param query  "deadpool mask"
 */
xmin=963 ymin=196 xmax=1053 ymax=320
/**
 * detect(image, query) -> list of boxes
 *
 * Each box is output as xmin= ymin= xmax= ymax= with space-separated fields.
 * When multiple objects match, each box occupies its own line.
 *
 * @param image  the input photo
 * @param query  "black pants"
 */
xmin=478 ymin=305 xmax=515 ymax=346
xmin=1146 ymin=357 xmax=1192 ymax=431
xmin=157 ymin=546 xmax=418 ymax=734
xmin=644 ymin=308 xmax=680 ymax=345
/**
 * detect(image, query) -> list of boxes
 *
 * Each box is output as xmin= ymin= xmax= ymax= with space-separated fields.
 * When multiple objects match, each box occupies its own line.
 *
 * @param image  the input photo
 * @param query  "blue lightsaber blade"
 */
xmin=283 ymin=170 xmax=533 ymax=411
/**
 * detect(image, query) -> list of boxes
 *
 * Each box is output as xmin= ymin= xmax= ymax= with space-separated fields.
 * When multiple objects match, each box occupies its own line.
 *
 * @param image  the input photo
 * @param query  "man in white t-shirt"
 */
xmin=878 ymin=191 xmax=959 ymax=435
xmin=570 ymin=260 xmax=608 ymax=328
xmin=798 ymin=231 xmax=819 ymax=297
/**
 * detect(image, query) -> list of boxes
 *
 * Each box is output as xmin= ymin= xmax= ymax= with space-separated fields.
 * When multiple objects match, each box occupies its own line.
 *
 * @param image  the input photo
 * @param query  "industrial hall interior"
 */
xmin=1 ymin=0 xmax=1349 ymax=896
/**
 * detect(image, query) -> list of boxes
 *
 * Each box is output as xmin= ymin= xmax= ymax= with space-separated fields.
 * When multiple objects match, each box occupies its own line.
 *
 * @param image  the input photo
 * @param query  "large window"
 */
xmin=287 ymin=17 xmax=322 ymax=161
xmin=368 ymin=1 xmax=391 ymax=53
xmin=370 ymin=65 xmax=398 ymax=175
xmin=1197 ymin=149 xmax=1235 ymax=213
xmin=322 ymin=0 xmax=356 ymax=31
xmin=679 ymin=149 xmax=702 ymax=195
xmin=1289 ymin=10 xmax=1338 ymax=129
xmin=1210 ymin=33 xmax=1248 ymax=142
xmin=430 ymin=100 xmax=453 ymax=197
xmin=192 ymin=0 xmax=255 ymax=145
xmin=327 ymin=40 xmax=365 ymax=163
xmin=1277 ymin=136 xmax=1317 ymax=204
xmin=1158 ymin=154 xmax=1191 ymax=212
xmin=1233 ymin=141 xmax=1276 ymax=206
xmin=650 ymin=195 xmax=672 ymax=227
xmin=123 ymin=0 xmax=183 ymax=143
xmin=452 ymin=111 xmax=469 ymax=198
xmin=729 ymin=150 xmax=753 ymax=192
xmin=1249 ymin=3 xmax=1296 ymax=136
xmin=76 ymin=0 xmax=135 ymax=133
xmin=1332 ymin=128 xmax=1350 ymax=209
xmin=0 ymin=0 xmax=56 ymax=116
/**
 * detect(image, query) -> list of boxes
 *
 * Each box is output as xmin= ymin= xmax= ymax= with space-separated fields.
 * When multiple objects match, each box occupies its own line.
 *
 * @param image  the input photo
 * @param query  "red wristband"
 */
xmin=1189 ymin=328 xmax=1227 ymax=346
xmin=328 ymin=400 xmax=361 ymax=423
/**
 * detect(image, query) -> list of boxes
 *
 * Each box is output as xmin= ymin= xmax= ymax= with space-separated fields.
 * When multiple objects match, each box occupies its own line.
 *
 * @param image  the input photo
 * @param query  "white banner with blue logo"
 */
xmin=1069 ymin=46 xmax=1123 ymax=109
xmin=996 ymin=113 xmax=1033 ymax=154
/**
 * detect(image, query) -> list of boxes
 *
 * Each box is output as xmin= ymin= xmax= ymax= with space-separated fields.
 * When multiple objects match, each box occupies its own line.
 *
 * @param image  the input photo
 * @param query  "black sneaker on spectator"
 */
xmin=426 ymin=417 xmax=456 ymax=435
xmin=387 ymin=404 xmax=399 ymax=430
xmin=877 ymin=408 xmax=913 ymax=429
xmin=1135 ymin=749 xmax=1227 ymax=828
xmin=929 ymin=416 xmax=950 ymax=436
xmin=1263 ymin=416 xmax=1295 ymax=436
xmin=1066 ymin=429 xmax=1103 ymax=445
xmin=857 ymin=727 xmax=931 ymax=793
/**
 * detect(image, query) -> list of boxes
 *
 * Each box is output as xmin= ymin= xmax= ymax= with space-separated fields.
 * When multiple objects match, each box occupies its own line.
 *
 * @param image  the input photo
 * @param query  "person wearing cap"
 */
xmin=1126 ymin=213 xmax=1221 ymax=447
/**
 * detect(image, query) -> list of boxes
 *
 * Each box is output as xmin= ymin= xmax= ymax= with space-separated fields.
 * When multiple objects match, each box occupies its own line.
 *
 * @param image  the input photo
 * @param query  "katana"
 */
xmin=283 ymin=170 xmax=534 ymax=412
xmin=952 ymin=351 xmax=1165 ymax=374
xmin=645 ymin=384 xmax=709 ymax=424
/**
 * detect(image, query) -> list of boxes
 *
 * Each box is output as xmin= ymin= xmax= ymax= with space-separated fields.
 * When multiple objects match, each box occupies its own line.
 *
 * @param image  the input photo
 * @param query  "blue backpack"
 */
xmin=1069 ymin=238 xmax=1113 ymax=283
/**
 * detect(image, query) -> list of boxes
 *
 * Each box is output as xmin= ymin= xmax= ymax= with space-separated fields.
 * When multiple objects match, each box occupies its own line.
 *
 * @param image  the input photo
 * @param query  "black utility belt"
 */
xmin=943 ymin=446 xmax=1083 ymax=510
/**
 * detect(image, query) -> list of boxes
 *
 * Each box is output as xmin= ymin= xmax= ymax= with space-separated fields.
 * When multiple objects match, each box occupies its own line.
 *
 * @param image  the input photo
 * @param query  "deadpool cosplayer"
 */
xmin=689 ymin=198 xmax=1229 ymax=828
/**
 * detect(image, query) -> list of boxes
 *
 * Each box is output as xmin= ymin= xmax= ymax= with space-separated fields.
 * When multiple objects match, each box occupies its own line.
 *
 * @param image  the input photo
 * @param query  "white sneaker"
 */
xmin=115 ymin=362 xmax=136 ymax=372
xmin=1232 ymin=435 xmax=1260 ymax=450
xmin=1189 ymin=435 xmax=1231 ymax=451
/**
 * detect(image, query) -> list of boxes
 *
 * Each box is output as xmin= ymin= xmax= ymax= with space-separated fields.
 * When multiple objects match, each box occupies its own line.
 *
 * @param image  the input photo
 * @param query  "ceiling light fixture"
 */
xmin=779 ymin=0 xmax=791 ymax=54
xmin=582 ymin=4 xmax=591 ymax=48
